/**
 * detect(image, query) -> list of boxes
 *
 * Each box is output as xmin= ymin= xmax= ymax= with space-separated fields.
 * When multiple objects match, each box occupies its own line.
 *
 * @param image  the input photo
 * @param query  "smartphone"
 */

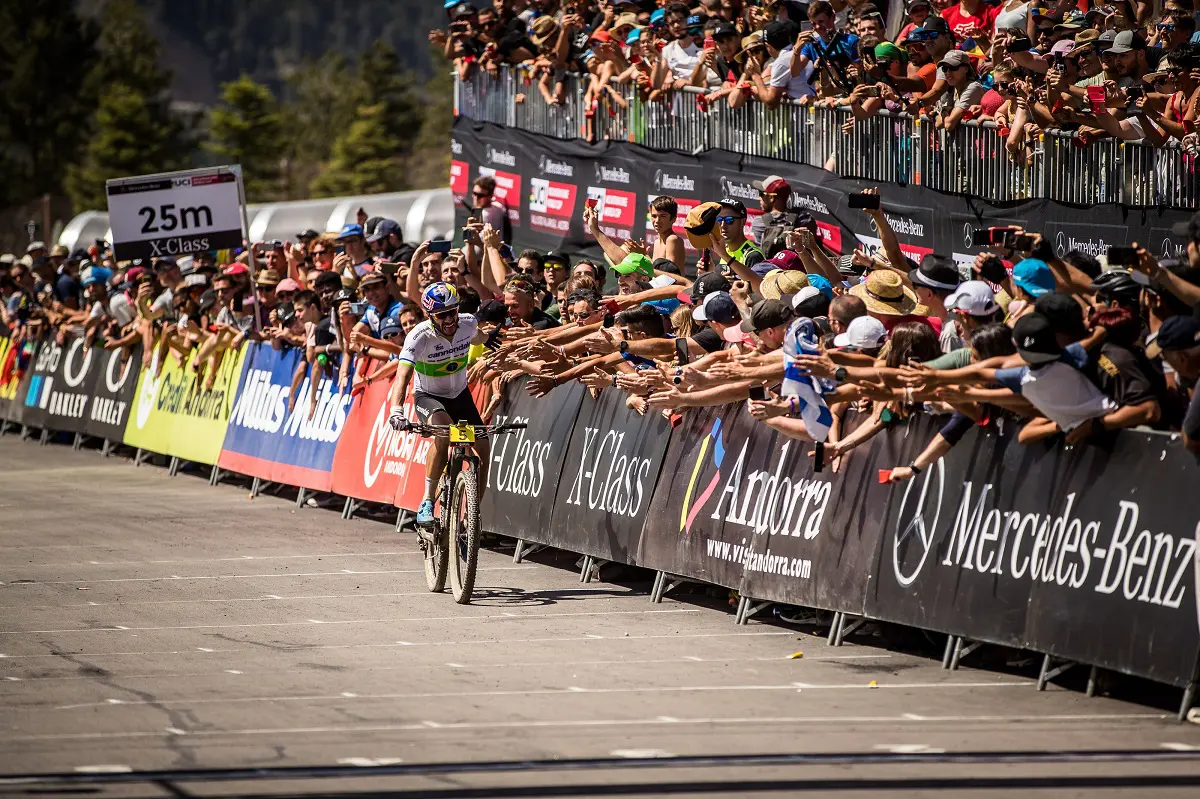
xmin=603 ymin=298 xmax=621 ymax=314
xmin=971 ymin=229 xmax=993 ymax=247
xmin=1087 ymin=85 xmax=1106 ymax=115
xmin=498 ymin=243 xmax=515 ymax=262
xmin=586 ymin=197 xmax=598 ymax=209
xmin=1007 ymin=37 xmax=1033 ymax=53
xmin=484 ymin=324 xmax=504 ymax=350
xmin=703 ymin=36 xmax=716 ymax=50
xmin=379 ymin=261 xmax=400 ymax=277
xmin=428 ymin=239 xmax=453 ymax=255
xmin=1010 ymin=234 xmax=1035 ymax=251
xmin=848 ymin=192 xmax=881 ymax=210
xmin=748 ymin=386 xmax=767 ymax=401
xmin=1126 ymin=87 xmax=1144 ymax=102
xmin=602 ymin=313 xmax=615 ymax=328
xmin=860 ymin=86 xmax=881 ymax=98
xmin=347 ymin=301 xmax=369 ymax=315
xmin=1107 ymin=246 xmax=1140 ymax=266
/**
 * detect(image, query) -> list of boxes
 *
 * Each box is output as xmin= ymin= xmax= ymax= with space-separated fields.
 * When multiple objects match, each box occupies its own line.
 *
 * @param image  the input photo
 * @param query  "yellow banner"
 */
xmin=0 ymin=335 xmax=23 ymax=409
xmin=123 ymin=343 xmax=249 ymax=464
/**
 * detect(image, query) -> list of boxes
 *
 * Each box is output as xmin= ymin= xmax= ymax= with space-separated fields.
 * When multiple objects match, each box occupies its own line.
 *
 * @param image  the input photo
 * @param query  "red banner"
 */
xmin=450 ymin=160 xmax=469 ymax=196
xmin=330 ymin=379 xmax=431 ymax=505
xmin=528 ymin=177 xmax=578 ymax=234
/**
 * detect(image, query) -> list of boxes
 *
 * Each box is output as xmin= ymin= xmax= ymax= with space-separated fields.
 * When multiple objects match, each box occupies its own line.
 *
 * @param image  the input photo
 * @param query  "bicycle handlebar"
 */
xmin=399 ymin=421 xmax=528 ymax=439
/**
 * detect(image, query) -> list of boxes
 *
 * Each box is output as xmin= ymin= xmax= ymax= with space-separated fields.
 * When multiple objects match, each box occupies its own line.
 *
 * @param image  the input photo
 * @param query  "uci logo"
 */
xmin=891 ymin=459 xmax=946 ymax=587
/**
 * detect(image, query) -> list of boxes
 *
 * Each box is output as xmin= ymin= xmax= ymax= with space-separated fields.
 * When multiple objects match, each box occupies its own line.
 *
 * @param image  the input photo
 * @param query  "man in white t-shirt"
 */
xmin=662 ymin=3 xmax=701 ymax=86
xmin=748 ymin=20 xmax=815 ymax=105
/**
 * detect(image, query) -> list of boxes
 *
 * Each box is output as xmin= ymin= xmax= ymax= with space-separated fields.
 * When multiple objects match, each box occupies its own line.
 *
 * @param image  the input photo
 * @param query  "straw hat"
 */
xmin=760 ymin=268 xmax=810 ymax=300
xmin=849 ymin=270 xmax=924 ymax=316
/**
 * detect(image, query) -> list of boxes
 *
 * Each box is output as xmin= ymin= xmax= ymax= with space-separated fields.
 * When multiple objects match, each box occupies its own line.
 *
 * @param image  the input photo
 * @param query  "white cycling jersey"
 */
xmin=398 ymin=313 xmax=478 ymax=398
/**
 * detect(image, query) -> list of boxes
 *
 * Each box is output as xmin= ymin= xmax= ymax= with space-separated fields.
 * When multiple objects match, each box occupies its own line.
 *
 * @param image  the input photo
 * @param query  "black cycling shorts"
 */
xmin=413 ymin=389 xmax=484 ymax=427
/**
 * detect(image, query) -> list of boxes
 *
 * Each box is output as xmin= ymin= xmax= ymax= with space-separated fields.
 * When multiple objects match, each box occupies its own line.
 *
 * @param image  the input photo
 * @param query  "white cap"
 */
xmin=790 ymin=285 xmax=823 ymax=310
xmin=833 ymin=315 xmax=887 ymax=349
xmin=946 ymin=280 xmax=1000 ymax=317
xmin=184 ymin=273 xmax=208 ymax=288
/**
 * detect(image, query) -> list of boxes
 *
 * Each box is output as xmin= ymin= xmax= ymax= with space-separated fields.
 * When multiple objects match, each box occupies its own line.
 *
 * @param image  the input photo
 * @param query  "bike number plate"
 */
xmin=449 ymin=424 xmax=476 ymax=443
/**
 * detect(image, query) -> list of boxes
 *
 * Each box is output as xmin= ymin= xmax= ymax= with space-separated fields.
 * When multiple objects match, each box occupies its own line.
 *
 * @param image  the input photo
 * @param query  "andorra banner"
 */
xmin=217 ymin=343 xmax=353 ymax=491
xmin=123 ymin=343 xmax=249 ymax=464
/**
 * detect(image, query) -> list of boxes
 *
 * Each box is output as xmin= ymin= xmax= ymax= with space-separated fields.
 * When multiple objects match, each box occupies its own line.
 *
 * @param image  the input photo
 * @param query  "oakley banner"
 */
xmin=18 ymin=332 xmax=100 ymax=434
xmin=82 ymin=344 xmax=143 ymax=442
xmin=481 ymin=376 xmax=585 ymax=542
xmin=546 ymin=388 xmax=672 ymax=564
xmin=218 ymin=344 xmax=353 ymax=491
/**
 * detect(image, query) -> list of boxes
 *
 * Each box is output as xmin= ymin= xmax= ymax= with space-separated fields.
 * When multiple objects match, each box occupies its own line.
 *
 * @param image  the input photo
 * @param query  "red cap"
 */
xmin=590 ymin=29 xmax=613 ymax=43
xmin=767 ymin=250 xmax=803 ymax=270
xmin=223 ymin=263 xmax=249 ymax=276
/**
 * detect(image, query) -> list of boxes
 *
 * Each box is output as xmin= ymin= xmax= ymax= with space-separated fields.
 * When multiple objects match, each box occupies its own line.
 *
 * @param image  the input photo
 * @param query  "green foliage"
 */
xmin=0 ymin=0 xmax=99 ymax=204
xmin=207 ymin=75 xmax=286 ymax=202
xmin=65 ymin=0 xmax=189 ymax=210
xmin=310 ymin=103 xmax=403 ymax=197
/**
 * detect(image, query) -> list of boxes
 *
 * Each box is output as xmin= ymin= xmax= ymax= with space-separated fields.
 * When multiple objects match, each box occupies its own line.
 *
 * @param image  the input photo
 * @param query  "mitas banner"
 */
xmin=546 ymin=388 xmax=672 ymax=563
xmin=218 ymin=343 xmax=353 ymax=491
xmin=123 ymin=343 xmax=249 ymax=464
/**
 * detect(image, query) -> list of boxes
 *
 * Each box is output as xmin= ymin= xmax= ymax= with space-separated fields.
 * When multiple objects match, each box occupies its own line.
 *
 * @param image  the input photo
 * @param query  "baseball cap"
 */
xmin=223 ymin=262 xmax=250 ymax=276
xmin=945 ymin=280 xmax=1000 ymax=317
xmin=1012 ymin=313 xmax=1062 ymax=366
xmin=183 ymin=273 xmax=209 ymax=289
xmin=379 ymin=316 xmax=403 ymax=338
xmin=1012 ymin=258 xmax=1056 ymax=298
xmin=154 ymin=257 xmax=179 ymax=272
xmin=920 ymin=16 xmax=951 ymax=35
xmin=25 ymin=240 xmax=45 ymax=254
xmin=692 ymin=291 xmax=740 ymax=323
xmin=1034 ymin=291 xmax=1087 ymax=339
xmin=276 ymin=277 xmax=301 ymax=293
xmin=806 ymin=272 xmax=835 ymax=299
xmin=1107 ymin=30 xmax=1143 ymax=55
xmin=590 ymin=29 xmax=613 ymax=44
xmin=626 ymin=27 xmax=644 ymax=45
xmin=680 ymin=271 xmax=732 ymax=305
xmin=711 ymin=22 xmax=739 ymax=38
xmin=543 ymin=250 xmax=571 ymax=268
xmin=613 ymin=253 xmax=653 ymax=278
xmin=764 ymin=19 xmax=799 ymax=50
xmin=939 ymin=50 xmax=972 ymax=69
xmin=740 ymin=298 xmax=793 ymax=333
xmin=358 ymin=272 xmax=387 ymax=288
xmin=1147 ymin=315 xmax=1200 ymax=358
xmin=910 ymin=255 xmax=962 ymax=292
xmin=1050 ymin=39 xmax=1075 ymax=57
xmin=833 ymin=315 xmax=888 ymax=349
xmin=875 ymin=42 xmax=908 ymax=63
xmin=297 ymin=228 xmax=320 ymax=240
xmin=80 ymin=266 xmax=112 ymax=288
xmin=765 ymin=250 xmax=803 ymax=271
xmin=336 ymin=223 xmax=365 ymax=241
xmin=751 ymin=175 xmax=791 ymax=194
xmin=717 ymin=198 xmax=748 ymax=217
xmin=366 ymin=219 xmax=400 ymax=244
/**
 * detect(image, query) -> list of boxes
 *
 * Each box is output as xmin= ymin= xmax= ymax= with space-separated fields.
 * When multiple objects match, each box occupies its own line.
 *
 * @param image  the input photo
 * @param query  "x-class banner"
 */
xmin=547 ymin=388 xmax=672 ymax=563
xmin=482 ymin=376 xmax=585 ymax=541
xmin=106 ymin=168 xmax=246 ymax=261
xmin=123 ymin=343 xmax=249 ymax=464
xmin=83 ymin=344 xmax=142 ymax=441
xmin=19 ymin=333 xmax=98 ymax=434
xmin=218 ymin=344 xmax=353 ymax=491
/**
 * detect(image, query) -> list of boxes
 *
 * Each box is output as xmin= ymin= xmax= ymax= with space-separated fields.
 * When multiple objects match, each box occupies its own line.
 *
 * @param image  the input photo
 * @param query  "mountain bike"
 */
xmin=402 ymin=421 xmax=527 ymax=604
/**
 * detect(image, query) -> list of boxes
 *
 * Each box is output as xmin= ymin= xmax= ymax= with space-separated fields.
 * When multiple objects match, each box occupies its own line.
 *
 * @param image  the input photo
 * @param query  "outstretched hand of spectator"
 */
xmin=748 ymin=389 xmax=789 ymax=420
xmin=526 ymin=375 xmax=557 ymax=398
xmin=791 ymin=352 xmax=836 ymax=379
xmin=580 ymin=368 xmax=613 ymax=390
xmin=647 ymin=386 xmax=683 ymax=411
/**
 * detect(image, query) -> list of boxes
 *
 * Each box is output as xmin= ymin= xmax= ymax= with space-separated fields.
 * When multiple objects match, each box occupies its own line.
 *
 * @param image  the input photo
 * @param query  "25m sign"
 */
xmin=106 ymin=167 xmax=247 ymax=261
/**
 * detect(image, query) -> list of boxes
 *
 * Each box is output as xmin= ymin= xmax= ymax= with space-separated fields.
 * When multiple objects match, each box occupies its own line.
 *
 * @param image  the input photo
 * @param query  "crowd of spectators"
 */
xmin=5 ymin=175 xmax=1199 ymax=460
xmin=439 ymin=0 xmax=1200 ymax=151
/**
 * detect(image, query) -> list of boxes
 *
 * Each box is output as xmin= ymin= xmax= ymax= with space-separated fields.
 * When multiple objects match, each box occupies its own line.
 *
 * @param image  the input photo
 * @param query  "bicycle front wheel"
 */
xmin=448 ymin=466 xmax=481 ymax=604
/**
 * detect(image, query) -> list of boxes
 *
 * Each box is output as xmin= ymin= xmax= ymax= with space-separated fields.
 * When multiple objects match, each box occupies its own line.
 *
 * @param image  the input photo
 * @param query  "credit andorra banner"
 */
xmin=217 ymin=343 xmax=353 ymax=491
xmin=123 ymin=342 xmax=249 ymax=464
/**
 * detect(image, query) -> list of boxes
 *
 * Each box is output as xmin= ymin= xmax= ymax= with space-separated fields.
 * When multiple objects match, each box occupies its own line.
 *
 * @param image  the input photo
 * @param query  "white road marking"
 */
xmin=903 ymin=713 xmax=926 ymax=721
xmin=445 ymin=663 xmax=465 ymax=668
xmin=611 ymin=749 xmax=674 ymax=758
xmin=225 ymin=670 xmax=243 ymax=675
xmin=337 ymin=757 xmax=404 ymax=767
xmin=73 ymin=765 xmax=132 ymax=773
xmin=4 ymin=676 xmax=22 ymax=681
xmin=0 ymin=608 xmax=699 ymax=636
xmin=44 ymin=680 xmax=1034 ymax=711
xmin=1162 ymin=742 xmax=1200 ymax=751
xmin=0 ymin=566 xmax=535 ymax=586
xmin=1 ymin=551 xmax=421 ymax=571
xmin=9 ymin=712 xmax=1169 ymax=743
xmin=0 ymin=631 xmax=791 ymax=660
xmin=165 ymin=727 xmax=187 ymax=735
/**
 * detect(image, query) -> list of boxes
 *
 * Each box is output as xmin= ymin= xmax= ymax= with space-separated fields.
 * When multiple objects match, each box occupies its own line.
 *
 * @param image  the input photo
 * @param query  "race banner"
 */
xmin=123 ymin=343 xmax=249 ymax=464
xmin=19 ymin=332 xmax=100 ymax=434
xmin=218 ymin=344 xmax=353 ymax=491
xmin=481 ymin=376 xmax=585 ymax=541
xmin=547 ymin=388 xmax=672 ymax=564
xmin=0 ymin=334 xmax=23 ymax=422
xmin=82 ymin=344 xmax=142 ymax=442
xmin=330 ymin=375 xmax=431 ymax=505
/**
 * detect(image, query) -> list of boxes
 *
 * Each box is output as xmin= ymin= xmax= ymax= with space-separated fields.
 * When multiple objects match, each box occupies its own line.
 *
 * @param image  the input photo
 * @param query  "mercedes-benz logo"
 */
xmin=485 ymin=145 xmax=495 ymax=163
xmin=594 ymin=162 xmax=603 ymax=182
xmin=891 ymin=459 xmax=945 ymax=587
xmin=652 ymin=169 xmax=663 ymax=191
xmin=538 ymin=154 xmax=546 ymax=173
xmin=719 ymin=176 xmax=729 ymax=196
xmin=1055 ymin=230 xmax=1067 ymax=256
xmin=963 ymin=222 xmax=974 ymax=249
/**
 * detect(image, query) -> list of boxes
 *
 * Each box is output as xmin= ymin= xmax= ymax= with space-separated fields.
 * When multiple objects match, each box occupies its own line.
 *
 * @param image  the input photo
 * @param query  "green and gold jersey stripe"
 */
xmin=413 ymin=356 xmax=468 ymax=377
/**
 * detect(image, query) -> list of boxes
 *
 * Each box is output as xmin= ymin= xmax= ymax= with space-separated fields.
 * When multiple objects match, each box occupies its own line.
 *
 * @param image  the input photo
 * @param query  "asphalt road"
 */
xmin=1 ymin=434 xmax=1199 ymax=798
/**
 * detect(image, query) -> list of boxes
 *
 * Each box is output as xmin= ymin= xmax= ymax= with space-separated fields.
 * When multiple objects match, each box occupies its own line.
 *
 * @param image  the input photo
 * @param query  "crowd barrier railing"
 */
xmin=3 ymin=329 xmax=1199 ymax=717
xmin=456 ymin=67 xmax=1199 ymax=210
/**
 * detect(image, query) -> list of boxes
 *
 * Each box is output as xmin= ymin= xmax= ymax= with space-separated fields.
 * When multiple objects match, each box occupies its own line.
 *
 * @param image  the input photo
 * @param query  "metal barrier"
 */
xmin=455 ymin=67 xmax=1198 ymax=210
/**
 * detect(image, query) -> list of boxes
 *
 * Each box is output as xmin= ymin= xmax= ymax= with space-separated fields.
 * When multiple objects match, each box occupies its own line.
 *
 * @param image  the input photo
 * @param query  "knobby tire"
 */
xmin=449 ymin=466 xmax=481 ymax=604
xmin=424 ymin=474 xmax=450 ymax=593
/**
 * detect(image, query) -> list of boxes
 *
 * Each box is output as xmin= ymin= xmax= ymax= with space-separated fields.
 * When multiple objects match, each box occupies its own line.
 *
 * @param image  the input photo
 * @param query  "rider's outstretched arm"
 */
xmin=388 ymin=361 xmax=415 ymax=422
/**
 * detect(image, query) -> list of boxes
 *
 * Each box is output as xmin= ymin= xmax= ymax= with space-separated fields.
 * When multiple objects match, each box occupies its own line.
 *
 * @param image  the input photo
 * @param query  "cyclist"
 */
xmin=387 ymin=283 xmax=491 ymax=526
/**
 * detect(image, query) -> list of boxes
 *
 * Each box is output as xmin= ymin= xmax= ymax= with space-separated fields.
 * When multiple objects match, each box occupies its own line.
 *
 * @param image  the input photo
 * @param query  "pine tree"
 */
xmin=0 ymin=0 xmax=99 ymax=205
xmin=207 ymin=75 xmax=286 ymax=201
xmin=310 ymin=103 xmax=403 ymax=197
xmin=65 ymin=0 xmax=189 ymax=211
xmin=356 ymin=39 xmax=422 ymax=161
xmin=407 ymin=54 xmax=455 ymax=191
xmin=281 ymin=54 xmax=360 ymax=197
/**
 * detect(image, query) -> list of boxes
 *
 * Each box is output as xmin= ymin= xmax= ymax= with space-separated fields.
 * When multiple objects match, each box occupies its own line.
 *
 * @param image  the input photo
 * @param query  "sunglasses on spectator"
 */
xmin=312 ymin=247 xmax=330 ymax=256
xmin=473 ymin=190 xmax=492 ymax=198
xmin=716 ymin=215 xmax=745 ymax=224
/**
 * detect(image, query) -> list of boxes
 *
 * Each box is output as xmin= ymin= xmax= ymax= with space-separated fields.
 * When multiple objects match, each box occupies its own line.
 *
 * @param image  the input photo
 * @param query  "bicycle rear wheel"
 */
xmin=423 ymin=475 xmax=450 ymax=593
xmin=448 ymin=466 xmax=481 ymax=604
